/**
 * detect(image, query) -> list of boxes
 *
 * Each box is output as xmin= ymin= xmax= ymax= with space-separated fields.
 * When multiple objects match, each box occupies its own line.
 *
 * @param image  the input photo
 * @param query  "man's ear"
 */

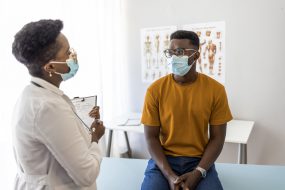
xmin=194 ymin=52 xmax=200 ymax=60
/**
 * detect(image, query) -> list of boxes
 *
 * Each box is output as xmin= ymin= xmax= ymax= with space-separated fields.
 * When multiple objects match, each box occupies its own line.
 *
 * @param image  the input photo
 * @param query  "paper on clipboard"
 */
xmin=71 ymin=96 xmax=96 ymax=126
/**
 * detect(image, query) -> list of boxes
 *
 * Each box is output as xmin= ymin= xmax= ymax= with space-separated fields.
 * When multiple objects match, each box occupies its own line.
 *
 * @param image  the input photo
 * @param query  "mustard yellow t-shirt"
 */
xmin=141 ymin=73 xmax=233 ymax=157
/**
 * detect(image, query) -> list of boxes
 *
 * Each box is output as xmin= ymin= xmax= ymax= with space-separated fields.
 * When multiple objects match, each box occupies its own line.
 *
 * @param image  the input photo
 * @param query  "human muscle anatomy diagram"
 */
xmin=183 ymin=21 xmax=226 ymax=84
xmin=141 ymin=22 xmax=226 ymax=84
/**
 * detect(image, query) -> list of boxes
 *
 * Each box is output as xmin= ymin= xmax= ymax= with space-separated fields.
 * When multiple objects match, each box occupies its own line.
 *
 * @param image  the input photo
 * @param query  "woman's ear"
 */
xmin=43 ymin=63 xmax=56 ymax=73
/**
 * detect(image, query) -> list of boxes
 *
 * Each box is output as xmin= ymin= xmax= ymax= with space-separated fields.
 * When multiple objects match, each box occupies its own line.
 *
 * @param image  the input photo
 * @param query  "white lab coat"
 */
xmin=12 ymin=77 xmax=102 ymax=190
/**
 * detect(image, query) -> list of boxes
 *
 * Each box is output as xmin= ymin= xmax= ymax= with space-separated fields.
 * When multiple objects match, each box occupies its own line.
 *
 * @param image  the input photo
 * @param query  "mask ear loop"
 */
xmin=48 ymin=61 xmax=67 ymax=76
xmin=187 ymin=51 xmax=198 ymax=65
xmin=49 ymin=61 xmax=66 ymax=64
xmin=187 ymin=50 xmax=198 ymax=59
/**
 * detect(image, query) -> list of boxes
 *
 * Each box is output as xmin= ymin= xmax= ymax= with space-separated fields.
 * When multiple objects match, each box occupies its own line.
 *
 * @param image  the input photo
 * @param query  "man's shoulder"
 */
xmin=199 ymin=73 xmax=224 ymax=89
xmin=147 ymin=74 xmax=172 ymax=91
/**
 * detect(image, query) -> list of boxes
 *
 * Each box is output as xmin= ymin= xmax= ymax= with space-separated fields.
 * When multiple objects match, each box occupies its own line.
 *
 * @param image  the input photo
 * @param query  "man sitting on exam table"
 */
xmin=11 ymin=19 xmax=104 ymax=189
xmin=141 ymin=30 xmax=232 ymax=190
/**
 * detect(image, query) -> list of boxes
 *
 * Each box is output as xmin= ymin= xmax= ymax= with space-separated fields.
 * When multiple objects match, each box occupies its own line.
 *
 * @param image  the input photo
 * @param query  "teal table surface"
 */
xmin=97 ymin=157 xmax=285 ymax=190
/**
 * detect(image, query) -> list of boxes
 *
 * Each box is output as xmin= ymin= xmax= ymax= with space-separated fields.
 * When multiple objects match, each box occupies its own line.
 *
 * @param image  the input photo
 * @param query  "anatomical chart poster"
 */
xmin=141 ymin=26 xmax=177 ymax=83
xmin=183 ymin=21 xmax=226 ymax=84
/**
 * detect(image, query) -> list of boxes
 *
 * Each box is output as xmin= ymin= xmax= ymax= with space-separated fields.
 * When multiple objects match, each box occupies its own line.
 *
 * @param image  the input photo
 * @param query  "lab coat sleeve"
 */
xmin=34 ymin=100 xmax=102 ymax=187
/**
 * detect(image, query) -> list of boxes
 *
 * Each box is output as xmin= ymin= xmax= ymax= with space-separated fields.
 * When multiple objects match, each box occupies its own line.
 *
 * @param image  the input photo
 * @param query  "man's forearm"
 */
xmin=197 ymin=137 xmax=225 ymax=170
xmin=146 ymin=137 xmax=177 ymax=180
xmin=197 ymin=124 xmax=227 ymax=171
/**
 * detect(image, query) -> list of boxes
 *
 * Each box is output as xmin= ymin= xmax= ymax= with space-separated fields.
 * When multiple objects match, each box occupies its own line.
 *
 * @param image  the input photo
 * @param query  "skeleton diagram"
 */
xmin=154 ymin=34 xmax=160 ymax=68
xmin=144 ymin=35 xmax=152 ymax=69
xmin=163 ymin=34 xmax=170 ymax=68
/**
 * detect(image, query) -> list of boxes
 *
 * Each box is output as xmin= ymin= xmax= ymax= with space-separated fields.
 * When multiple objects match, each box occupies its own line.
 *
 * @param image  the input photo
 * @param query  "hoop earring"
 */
xmin=49 ymin=72 xmax=52 ymax=77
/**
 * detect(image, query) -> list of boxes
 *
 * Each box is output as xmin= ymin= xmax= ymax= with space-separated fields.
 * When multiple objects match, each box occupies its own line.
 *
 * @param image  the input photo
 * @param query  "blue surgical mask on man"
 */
xmin=167 ymin=52 xmax=197 ymax=76
xmin=51 ymin=58 xmax=79 ymax=81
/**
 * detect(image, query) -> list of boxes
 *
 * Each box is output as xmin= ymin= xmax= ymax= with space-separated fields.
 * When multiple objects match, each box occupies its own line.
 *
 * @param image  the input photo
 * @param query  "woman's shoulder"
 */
xmin=21 ymin=84 xmax=70 ymax=112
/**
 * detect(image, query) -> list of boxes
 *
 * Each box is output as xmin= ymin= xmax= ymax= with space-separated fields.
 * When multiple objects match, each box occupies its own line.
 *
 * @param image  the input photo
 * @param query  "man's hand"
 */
xmin=174 ymin=170 xmax=202 ymax=190
xmin=167 ymin=174 xmax=181 ymax=190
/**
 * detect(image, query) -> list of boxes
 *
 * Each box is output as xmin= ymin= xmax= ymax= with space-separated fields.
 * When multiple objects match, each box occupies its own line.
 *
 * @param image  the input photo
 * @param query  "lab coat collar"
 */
xmin=31 ymin=77 xmax=64 ymax=96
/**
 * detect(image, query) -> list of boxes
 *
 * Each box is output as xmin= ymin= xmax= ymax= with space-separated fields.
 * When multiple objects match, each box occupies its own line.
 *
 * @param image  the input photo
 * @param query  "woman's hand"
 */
xmin=90 ymin=120 xmax=105 ymax=143
xmin=89 ymin=106 xmax=100 ymax=119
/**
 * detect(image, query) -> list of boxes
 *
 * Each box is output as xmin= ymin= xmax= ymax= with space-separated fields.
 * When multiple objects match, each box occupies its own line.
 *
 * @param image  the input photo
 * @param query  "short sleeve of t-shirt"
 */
xmin=141 ymin=88 xmax=161 ymax=126
xmin=209 ymin=86 xmax=233 ymax=125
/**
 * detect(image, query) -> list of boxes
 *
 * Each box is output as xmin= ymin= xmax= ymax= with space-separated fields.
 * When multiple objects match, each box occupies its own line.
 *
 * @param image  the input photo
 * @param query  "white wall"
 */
xmin=121 ymin=0 xmax=285 ymax=165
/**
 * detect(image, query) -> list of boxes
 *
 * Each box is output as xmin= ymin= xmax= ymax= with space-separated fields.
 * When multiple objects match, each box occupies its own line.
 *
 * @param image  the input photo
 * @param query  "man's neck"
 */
xmin=173 ymin=70 xmax=198 ymax=85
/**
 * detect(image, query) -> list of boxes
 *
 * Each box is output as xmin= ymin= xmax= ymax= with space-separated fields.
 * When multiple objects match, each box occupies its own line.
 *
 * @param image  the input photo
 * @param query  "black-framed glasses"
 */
xmin=163 ymin=48 xmax=197 ymax=58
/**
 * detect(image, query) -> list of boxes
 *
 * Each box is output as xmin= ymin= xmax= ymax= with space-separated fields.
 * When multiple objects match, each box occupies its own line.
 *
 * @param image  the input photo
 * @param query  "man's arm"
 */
xmin=144 ymin=125 xmax=179 ymax=188
xmin=177 ymin=123 xmax=227 ymax=189
xmin=198 ymin=123 xmax=227 ymax=170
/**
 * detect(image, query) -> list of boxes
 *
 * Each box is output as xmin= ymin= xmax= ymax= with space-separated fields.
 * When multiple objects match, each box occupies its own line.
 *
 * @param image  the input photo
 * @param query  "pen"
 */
xmin=94 ymin=95 xmax=99 ymax=125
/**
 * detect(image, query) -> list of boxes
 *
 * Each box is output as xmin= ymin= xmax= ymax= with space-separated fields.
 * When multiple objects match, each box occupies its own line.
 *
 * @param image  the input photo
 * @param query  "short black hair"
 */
xmin=12 ymin=19 xmax=63 ymax=77
xmin=170 ymin=30 xmax=200 ymax=49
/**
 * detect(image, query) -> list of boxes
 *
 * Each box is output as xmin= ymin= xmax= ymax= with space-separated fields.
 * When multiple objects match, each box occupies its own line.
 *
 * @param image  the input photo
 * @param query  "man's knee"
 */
xmin=141 ymin=173 xmax=169 ymax=190
xmin=195 ymin=165 xmax=223 ymax=190
xmin=141 ymin=160 xmax=170 ymax=190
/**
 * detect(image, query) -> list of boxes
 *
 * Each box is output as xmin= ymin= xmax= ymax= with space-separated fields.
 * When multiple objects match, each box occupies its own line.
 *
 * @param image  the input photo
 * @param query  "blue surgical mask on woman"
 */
xmin=167 ymin=52 xmax=197 ymax=76
xmin=51 ymin=58 xmax=79 ymax=81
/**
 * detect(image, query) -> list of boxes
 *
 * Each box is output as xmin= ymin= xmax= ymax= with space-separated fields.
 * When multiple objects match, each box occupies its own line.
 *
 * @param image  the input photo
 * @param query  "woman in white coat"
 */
xmin=11 ymin=19 xmax=105 ymax=190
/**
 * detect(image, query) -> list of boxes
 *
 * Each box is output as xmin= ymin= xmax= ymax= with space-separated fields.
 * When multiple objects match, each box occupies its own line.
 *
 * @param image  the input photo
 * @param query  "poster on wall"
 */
xmin=141 ymin=26 xmax=177 ymax=83
xmin=183 ymin=21 xmax=226 ymax=84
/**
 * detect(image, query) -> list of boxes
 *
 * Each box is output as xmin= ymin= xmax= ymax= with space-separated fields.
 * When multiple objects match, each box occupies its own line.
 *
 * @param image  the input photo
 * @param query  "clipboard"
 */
xmin=71 ymin=95 xmax=97 ymax=127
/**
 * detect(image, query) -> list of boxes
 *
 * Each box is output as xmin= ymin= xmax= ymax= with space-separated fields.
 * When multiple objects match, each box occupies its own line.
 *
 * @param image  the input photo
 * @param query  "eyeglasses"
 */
xmin=69 ymin=48 xmax=76 ymax=55
xmin=163 ymin=48 xmax=197 ymax=58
